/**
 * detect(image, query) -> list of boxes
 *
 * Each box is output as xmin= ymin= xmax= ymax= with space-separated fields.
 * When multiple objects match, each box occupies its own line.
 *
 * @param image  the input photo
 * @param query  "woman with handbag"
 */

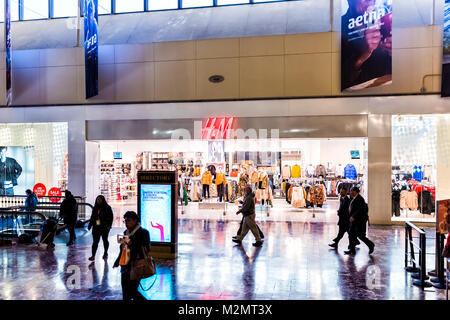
xmin=113 ymin=211 xmax=151 ymax=301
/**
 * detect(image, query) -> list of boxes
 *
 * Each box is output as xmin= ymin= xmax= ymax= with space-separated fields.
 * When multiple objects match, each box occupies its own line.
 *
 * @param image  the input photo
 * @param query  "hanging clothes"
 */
xmin=392 ymin=188 xmax=401 ymax=217
xmin=250 ymin=171 xmax=259 ymax=184
xmin=288 ymin=185 xmax=294 ymax=204
xmin=291 ymin=186 xmax=306 ymax=208
xmin=344 ymin=164 xmax=357 ymax=180
xmin=291 ymin=165 xmax=301 ymax=178
xmin=335 ymin=164 xmax=345 ymax=178
xmin=403 ymin=190 xmax=418 ymax=210
xmin=258 ymin=172 xmax=269 ymax=189
xmin=413 ymin=165 xmax=424 ymax=182
xmin=305 ymin=165 xmax=315 ymax=177
xmin=418 ymin=190 xmax=435 ymax=215
xmin=282 ymin=165 xmax=291 ymax=179
xmin=315 ymin=165 xmax=327 ymax=177
xmin=238 ymin=173 xmax=249 ymax=197
xmin=310 ymin=185 xmax=325 ymax=207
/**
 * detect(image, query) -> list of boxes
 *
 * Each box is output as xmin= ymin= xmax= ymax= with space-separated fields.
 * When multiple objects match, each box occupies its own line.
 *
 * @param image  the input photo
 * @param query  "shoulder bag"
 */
xmin=130 ymin=246 xmax=156 ymax=281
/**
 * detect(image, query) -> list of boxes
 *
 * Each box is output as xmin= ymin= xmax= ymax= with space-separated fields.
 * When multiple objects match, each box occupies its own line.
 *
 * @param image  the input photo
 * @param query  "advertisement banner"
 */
xmin=140 ymin=184 xmax=172 ymax=243
xmin=341 ymin=0 xmax=392 ymax=91
xmin=84 ymin=0 xmax=99 ymax=99
xmin=0 ymin=146 xmax=35 ymax=196
xmin=442 ymin=1 xmax=450 ymax=97
xmin=5 ymin=0 xmax=12 ymax=106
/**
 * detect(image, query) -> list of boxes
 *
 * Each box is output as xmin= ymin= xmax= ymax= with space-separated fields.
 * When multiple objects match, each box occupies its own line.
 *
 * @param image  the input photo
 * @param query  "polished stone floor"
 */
xmin=0 ymin=215 xmax=447 ymax=300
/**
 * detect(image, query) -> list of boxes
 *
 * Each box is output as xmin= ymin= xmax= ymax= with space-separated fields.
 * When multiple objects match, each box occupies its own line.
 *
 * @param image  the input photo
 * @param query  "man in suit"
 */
xmin=329 ymin=187 xmax=352 ymax=249
xmin=345 ymin=187 xmax=375 ymax=255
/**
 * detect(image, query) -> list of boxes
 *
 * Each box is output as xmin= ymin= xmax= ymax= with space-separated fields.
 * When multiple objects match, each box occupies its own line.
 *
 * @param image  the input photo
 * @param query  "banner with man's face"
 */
xmin=84 ymin=0 xmax=99 ymax=99
xmin=442 ymin=0 xmax=450 ymax=97
xmin=341 ymin=0 xmax=392 ymax=91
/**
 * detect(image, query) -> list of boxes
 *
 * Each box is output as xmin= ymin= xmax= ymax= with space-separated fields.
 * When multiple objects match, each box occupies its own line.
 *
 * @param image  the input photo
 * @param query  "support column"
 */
xmin=68 ymin=120 xmax=86 ymax=198
xmin=368 ymin=114 xmax=392 ymax=225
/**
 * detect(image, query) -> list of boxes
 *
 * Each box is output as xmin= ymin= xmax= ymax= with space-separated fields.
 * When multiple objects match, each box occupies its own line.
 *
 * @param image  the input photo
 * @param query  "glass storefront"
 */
xmin=0 ymin=122 xmax=68 ymax=198
xmin=91 ymin=137 xmax=368 ymax=226
xmin=392 ymin=115 xmax=450 ymax=223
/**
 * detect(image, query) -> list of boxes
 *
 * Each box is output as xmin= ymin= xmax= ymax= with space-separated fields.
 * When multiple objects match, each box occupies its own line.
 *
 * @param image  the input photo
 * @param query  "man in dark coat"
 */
xmin=0 ymin=146 xmax=23 ymax=196
xmin=329 ymin=187 xmax=353 ymax=249
xmin=59 ymin=190 xmax=78 ymax=246
xmin=232 ymin=186 xmax=263 ymax=247
xmin=345 ymin=187 xmax=375 ymax=255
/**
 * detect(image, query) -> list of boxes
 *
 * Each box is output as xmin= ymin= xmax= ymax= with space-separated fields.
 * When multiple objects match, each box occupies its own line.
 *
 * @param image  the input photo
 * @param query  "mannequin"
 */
xmin=215 ymin=167 xmax=227 ymax=202
xmin=257 ymin=169 xmax=269 ymax=206
xmin=201 ymin=168 xmax=212 ymax=199
xmin=250 ymin=167 xmax=259 ymax=189
xmin=238 ymin=168 xmax=249 ymax=197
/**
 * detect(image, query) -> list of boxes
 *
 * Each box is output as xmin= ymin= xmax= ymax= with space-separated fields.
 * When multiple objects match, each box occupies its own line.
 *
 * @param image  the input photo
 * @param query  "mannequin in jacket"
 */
xmin=238 ymin=169 xmax=249 ymax=197
xmin=216 ymin=167 xmax=227 ymax=202
xmin=201 ymin=168 xmax=212 ymax=199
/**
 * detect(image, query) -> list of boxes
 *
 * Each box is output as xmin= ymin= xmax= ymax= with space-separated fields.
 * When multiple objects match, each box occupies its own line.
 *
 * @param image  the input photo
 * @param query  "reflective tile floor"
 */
xmin=0 ymin=217 xmax=447 ymax=300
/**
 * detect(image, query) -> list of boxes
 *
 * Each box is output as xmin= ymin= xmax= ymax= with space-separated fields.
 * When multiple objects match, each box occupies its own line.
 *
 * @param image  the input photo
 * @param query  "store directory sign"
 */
xmin=138 ymin=171 xmax=178 ymax=258
xmin=140 ymin=184 xmax=172 ymax=243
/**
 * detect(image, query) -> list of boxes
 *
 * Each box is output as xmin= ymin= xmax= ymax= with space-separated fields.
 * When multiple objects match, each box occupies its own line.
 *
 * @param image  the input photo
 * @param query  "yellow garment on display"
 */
xmin=216 ymin=173 xmax=227 ymax=186
xmin=201 ymin=171 xmax=212 ymax=185
xmin=291 ymin=165 xmax=301 ymax=178
xmin=250 ymin=171 xmax=259 ymax=183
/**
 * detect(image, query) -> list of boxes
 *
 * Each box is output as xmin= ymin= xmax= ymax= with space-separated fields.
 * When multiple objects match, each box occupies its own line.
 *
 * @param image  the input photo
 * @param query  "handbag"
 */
xmin=130 ymin=246 xmax=156 ymax=281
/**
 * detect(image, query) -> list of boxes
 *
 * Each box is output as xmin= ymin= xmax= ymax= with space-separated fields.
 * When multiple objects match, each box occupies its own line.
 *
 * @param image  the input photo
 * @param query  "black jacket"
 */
xmin=114 ymin=226 xmax=151 ymax=268
xmin=418 ymin=190 xmax=435 ymax=215
xmin=0 ymin=157 xmax=22 ymax=187
xmin=238 ymin=192 xmax=255 ymax=217
xmin=59 ymin=196 xmax=78 ymax=225
xmin=88 ymin=204 xmax=114 ymax=230
xmin=337 ymin=195 xmax=351 ymax=226
xmin=349 ymin=194 xmax=368 ymax=223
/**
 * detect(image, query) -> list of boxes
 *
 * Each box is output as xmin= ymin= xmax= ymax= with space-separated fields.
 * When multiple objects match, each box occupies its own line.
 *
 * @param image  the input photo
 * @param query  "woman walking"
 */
xmin=113 ymin=211 xmax=151 ymax=300
xmin=88 ymin=195 xmax=114 ymax=261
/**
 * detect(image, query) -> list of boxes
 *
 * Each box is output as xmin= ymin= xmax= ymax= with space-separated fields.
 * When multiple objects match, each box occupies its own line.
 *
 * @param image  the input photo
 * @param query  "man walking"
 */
xmin=59 ymin=190 xmax=78 ymax=246
xmin=345 ymin=187 xmax=375 ymax=255
xmin=232 ymin=186 xmax=263 ymax=247
xmin=328 ymin=187 xmax=352 ymax=249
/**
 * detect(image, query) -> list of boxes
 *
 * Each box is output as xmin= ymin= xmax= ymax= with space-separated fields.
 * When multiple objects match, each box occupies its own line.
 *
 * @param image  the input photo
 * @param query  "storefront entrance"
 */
xmin=87 ymin=137 xmax=368 ymax=228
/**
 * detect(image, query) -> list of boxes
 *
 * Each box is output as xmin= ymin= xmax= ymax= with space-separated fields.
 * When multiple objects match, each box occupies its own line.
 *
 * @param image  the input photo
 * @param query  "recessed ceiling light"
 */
xmin=208 ymin=75 xmax=225 ymax=83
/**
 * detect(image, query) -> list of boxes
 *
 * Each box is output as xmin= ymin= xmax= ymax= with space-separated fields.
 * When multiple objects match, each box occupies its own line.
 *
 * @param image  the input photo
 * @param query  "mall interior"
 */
xmin=0 ymin=0 xmax=449 ymax=301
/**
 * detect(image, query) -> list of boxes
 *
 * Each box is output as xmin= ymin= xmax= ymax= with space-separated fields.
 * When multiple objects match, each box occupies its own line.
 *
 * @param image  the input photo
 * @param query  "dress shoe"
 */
xmin=232 ymin=239 xmax=242 ymax=245
xmin=344 ymin=249 xmax=356 ymax=255
xmin=88 ymin=256 xmax=95 ymax=261
xmin=253 ymin=241 xmax=263 ymax=247
xmin=328 ymin=242 xmax=338 ymax=249
xmin=369 ymin=243 xmax=375 ymax=255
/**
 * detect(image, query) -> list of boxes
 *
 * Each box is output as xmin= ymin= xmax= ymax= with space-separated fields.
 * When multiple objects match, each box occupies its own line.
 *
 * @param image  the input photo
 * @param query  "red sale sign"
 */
xmin=33 ymin=183 xmax=47 ymax=197
xmin=48 ymin=187 xmax=62 ymax=203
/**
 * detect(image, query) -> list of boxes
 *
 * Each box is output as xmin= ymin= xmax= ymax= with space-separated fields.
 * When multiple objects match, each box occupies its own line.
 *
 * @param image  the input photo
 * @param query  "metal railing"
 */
xmin=0 ymin=195 xmax=92 ymax=220
xmin=0 ymin=209 xmax=47 ymax=239
xmin=405 ymin=221 xmax=433 ymax=288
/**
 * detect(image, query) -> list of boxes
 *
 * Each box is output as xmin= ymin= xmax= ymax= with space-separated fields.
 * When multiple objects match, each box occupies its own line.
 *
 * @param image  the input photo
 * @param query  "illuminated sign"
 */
xmin=137 ymin=171 xmax=178 ymax=257
xmin=140 ymin=184 xmax=172 ymax=243
xmin=202 ymin=117 xmax=234 ymax=140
